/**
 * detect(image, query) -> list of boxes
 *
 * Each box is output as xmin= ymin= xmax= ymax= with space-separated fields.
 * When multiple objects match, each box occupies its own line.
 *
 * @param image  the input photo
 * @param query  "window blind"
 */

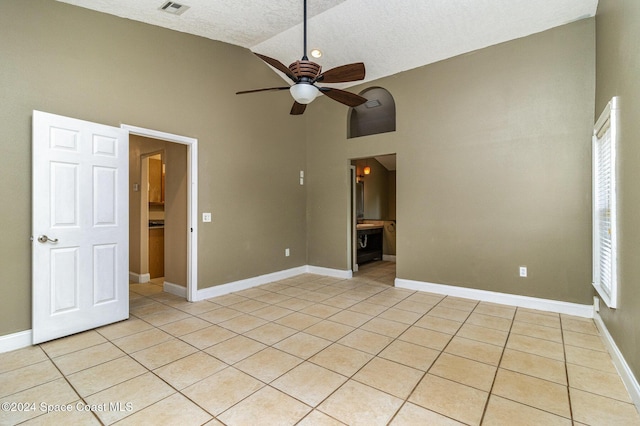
xmin=593 ymin=97 xmax=618 ymax=309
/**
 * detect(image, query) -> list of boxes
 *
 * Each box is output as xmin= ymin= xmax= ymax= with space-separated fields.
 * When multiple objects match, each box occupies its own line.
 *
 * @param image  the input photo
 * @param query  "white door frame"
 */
xmin=122 ymin=125 xmax=199 ymax=302
xmin=348 ymin=164 xmax=357 ymax=272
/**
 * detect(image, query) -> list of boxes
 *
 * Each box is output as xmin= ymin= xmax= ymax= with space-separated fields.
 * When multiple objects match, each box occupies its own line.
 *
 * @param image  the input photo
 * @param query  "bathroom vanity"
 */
xmin=356 ymin=224 xmax=383 ymax=264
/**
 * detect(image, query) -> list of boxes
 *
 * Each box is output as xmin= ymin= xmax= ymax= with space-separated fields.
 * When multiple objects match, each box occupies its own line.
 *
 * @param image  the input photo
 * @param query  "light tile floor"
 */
xmin=2 ymin=261 xmax=639 ymax=425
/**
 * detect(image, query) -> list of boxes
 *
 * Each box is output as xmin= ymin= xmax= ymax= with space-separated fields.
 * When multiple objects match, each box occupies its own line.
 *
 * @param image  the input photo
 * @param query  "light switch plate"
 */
xmin=202 ymin=212 xmax=212 ymax=222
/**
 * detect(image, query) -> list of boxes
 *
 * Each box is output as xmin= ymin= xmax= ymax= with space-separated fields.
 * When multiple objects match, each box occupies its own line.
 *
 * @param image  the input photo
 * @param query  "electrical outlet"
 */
xmin=519 ymin=266 xmax=527 ymax=277
xmin=202 ymin=212 xmax=212 ymax=222
xmin=285 ymin=248 xmax=290 ymax=257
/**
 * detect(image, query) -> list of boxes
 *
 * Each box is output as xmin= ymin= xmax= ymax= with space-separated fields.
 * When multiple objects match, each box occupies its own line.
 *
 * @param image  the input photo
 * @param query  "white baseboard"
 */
xmin=306 ymin=265 xmax=353 ymax=279
xmin=395 ymin=278 xmax=593 ymax=318
xmin=164 ymin=281 xmax=187 ymax=298
xmin=593 ymin=311 xmax=640 ymax=411
xmin=0 ymin=330 xmax=33 ymax=354
xmin=196 ymin=266 xmax=308 ymax=301
xmin=382 ymin=255 xmax=397 ymax=262
xmin=196 ymin=265 xmax=352 ymax=301
xmin=129 ymin=272 xmax=150 ymax=283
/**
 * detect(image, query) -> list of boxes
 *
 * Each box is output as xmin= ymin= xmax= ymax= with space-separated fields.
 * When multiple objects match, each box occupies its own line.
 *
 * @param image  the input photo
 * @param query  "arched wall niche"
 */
xmin=348 ymin=87 xmax=396 ymax=139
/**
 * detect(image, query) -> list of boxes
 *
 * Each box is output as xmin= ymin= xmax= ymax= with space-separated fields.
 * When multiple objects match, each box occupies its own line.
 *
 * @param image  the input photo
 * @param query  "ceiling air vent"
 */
xmin=159 ymin=1 xmax=190 ymax=15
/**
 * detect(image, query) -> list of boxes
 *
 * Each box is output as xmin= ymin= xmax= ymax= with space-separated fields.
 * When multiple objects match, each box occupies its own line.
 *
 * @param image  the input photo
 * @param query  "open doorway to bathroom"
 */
xmin=350 ymin=154 xmax=397 ymax=285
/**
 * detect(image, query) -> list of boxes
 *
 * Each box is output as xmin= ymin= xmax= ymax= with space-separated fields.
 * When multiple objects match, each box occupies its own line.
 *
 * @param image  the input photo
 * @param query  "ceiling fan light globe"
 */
xmin=290 ymin=83 xmax=319 ymax=104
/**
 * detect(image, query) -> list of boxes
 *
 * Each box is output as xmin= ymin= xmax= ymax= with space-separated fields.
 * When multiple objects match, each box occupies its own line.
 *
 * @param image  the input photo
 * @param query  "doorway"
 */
xmin=349 ymin=154 xmax=397 ymax=281
xmin=123 ymin=125 xmax=199 ymax=302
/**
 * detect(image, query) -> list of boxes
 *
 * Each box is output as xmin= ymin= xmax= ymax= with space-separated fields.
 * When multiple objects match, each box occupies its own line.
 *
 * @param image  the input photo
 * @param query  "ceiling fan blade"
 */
xmin=290 ymin=102 xmax=307 ymax=115
xmin=316 ymin=62 xmax=365 ymax=83
xmin=319 ymin=87 xmax=367 ymax=107
xmin=236 ymin=87 xmax=290 ymax=95
xmin=254 ymin=53 xmax=298 ymax=82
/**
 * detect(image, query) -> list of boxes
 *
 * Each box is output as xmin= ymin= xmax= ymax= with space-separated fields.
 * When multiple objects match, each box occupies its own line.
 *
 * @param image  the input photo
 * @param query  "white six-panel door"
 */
xmin=32 ymin=111 xmax=129 ymax=344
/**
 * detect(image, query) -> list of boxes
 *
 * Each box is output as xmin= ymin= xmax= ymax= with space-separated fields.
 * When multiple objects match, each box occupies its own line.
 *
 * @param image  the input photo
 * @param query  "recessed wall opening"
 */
xmin=348 ymin=87 xmax=396 ymax=139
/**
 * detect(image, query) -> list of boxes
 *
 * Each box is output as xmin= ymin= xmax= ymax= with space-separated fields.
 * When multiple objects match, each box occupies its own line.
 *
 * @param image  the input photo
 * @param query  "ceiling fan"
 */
xmin=236 ymin=0 xmax=367 ymax=115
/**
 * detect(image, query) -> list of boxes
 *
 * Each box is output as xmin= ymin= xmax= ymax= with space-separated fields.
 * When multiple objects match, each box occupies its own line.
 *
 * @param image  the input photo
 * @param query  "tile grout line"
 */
xmin=129 ymin=286 xmax=251 ymax=425
xmin=37 ymin=344 xmax=105 ymax=426
xmin=217 ymin=277 xmax=418 ymax=424
xmin=383 ymin=296 xmax=461 ymax=425
xmin=477 ymin=304 xmax=516 ymax=426
xmin=487 ymin=309 xmax=578 ymax=423
xmin=135 ymin=273 xmax=396 ymax=424
xmin=290 ymin=318 xmax=408 ymax=421
xmin=202 ymin=276 xmax=366 ymax=424
xmin=95 ymin=312 xmax=219 ymax=423
xmin=559 ymin=314 xmax=574 ymax=423
xmin=97 ymin=284 xmax=236 ymax=424
xmin=256 ymin=281 xmax=418 ymax=423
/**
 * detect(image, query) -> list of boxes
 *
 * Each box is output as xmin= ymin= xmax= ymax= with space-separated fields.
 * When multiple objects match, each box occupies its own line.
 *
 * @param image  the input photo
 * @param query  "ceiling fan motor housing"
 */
xmin=289 ymin=60 xmax=322 ymax=80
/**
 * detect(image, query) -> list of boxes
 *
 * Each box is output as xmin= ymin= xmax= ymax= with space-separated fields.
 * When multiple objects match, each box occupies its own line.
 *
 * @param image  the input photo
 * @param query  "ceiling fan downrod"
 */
xmin=302 ymin=0 xmax=308 ymax=60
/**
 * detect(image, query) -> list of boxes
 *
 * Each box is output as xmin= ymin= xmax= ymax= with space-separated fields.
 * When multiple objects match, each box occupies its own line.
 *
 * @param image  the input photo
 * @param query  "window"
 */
xmin=592 ymin=97 xmax=620 ymax=308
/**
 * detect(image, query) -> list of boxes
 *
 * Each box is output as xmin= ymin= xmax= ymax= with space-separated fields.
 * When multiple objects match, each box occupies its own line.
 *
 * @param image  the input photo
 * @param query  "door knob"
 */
xmin=37 ymin=235 xmax=58 ymax=244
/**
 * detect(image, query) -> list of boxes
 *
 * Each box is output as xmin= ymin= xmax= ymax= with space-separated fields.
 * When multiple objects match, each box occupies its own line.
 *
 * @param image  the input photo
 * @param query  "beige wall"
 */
xmin=595 ymin=0 xmax=640 ymax=382
xmin=307 ymin=19 xmax=595 ymax=304
xmin=129 ymin=135 xmax=188 ymax=287
xmin=388 ymin=171 xmax=397 ymax=221
xmin=0 ymin=0 xmax=306 ymax=336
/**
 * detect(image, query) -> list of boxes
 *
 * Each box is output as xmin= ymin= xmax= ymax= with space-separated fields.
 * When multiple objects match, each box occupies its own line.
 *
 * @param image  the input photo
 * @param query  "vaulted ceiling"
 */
xmin=58 ymin=0 xmax=598 ymax=87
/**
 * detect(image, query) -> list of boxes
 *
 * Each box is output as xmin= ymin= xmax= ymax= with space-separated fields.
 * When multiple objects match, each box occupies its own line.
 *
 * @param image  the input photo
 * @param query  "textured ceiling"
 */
xmin=57 ymin=0 xmax=598 ymax=88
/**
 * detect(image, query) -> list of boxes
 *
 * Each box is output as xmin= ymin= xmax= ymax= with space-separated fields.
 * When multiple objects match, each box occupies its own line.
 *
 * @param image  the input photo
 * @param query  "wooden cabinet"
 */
xmin=148 ymin=157 xmax=164 ymax=205
xmin=149 ymin=227 xmax=164 ymax=279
